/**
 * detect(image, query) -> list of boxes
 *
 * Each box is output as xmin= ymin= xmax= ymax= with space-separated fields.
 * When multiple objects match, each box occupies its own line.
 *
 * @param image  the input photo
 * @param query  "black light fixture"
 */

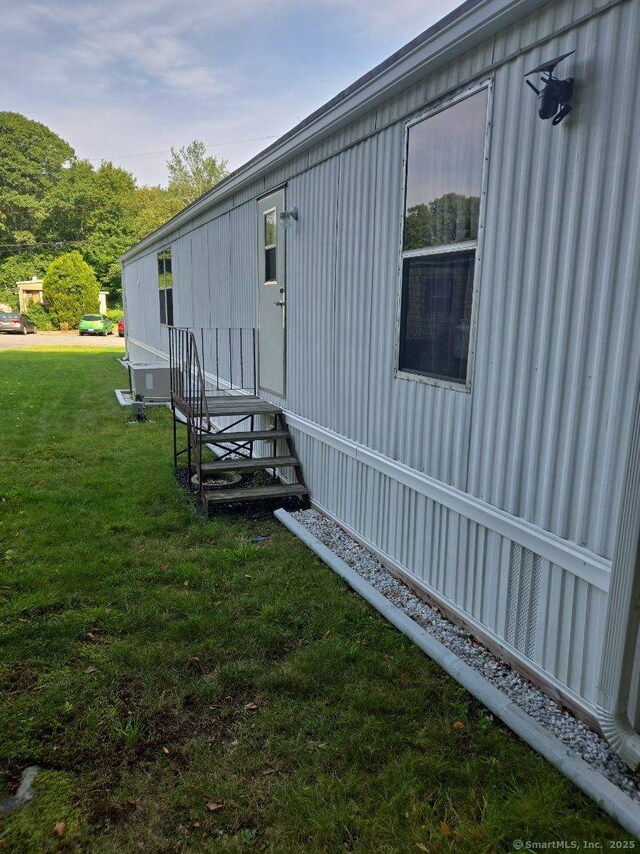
xmin=525 ymin=50 xmax=575 ymax=125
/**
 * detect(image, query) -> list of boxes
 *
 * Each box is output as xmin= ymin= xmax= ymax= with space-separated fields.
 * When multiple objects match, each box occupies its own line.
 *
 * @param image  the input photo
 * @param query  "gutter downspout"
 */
xmin=596 ymin=375 xmax=640 ymax=770
xmin=274 ymin=509 xmax=640 ymax=837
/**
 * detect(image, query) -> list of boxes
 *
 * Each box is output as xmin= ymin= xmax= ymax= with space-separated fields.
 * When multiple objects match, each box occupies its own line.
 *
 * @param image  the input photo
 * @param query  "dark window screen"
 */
xmin=399 ymin=250 xmax=475 ymax=382
xmin=157 ymin=248 xmax=173 ymax=324
xmin=265 ymin=247 xmax=277 ymax=282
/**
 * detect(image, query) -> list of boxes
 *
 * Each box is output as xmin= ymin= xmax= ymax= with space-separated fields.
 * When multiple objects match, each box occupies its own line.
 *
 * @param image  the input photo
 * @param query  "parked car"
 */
xmin=78 ymin=314 xmax=114 ymax=336
xmin=117 ymin=318 xmax=125 ymax=337
xmin=0 ymin=313 xmax=36 ymax=334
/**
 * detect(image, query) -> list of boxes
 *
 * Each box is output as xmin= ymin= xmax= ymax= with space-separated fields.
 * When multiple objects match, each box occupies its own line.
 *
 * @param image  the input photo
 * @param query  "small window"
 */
xmin=264 ymin=209 xmax=277 ymax=283
xmin=398 ymin=88 xmax=488 ymax=384
xmin=157 ymin=248 xmax=173 ymax=325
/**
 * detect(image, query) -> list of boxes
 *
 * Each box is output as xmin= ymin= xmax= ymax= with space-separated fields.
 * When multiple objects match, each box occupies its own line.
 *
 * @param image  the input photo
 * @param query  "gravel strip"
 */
xmin=292 ymin=508 xmax=640 ymax=802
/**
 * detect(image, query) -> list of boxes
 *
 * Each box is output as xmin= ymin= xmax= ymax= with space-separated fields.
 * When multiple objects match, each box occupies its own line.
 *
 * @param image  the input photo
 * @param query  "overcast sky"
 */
xmin=2 ymin=0 xmax=461 ymax=188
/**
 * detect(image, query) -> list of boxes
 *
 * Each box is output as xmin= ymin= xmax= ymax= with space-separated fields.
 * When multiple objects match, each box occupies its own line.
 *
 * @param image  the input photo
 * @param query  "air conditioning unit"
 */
xmin=127 ymin=362 xmax=171 ymax=401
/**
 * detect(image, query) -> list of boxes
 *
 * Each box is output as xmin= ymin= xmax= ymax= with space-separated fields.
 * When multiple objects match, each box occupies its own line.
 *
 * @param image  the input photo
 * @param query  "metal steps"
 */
xmin=204 ymin=483 xmax=308 ymax=506
xmin=200 ymin=456 xmax=298 ymax=473
xmin=203 ymin=396 xmax=282 ymax=416
xmin=169 ymin=327 xmax=308 ymax=514
xmin=194 ymin=429 xmax=289 ymax=444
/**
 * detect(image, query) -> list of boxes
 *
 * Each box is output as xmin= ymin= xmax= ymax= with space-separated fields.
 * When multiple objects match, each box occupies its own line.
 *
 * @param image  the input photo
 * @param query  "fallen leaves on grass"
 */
xmin=53 ymin=822 xmax=66 ymax=838
xmin=206 ymin=801 xmax=224 ymax=812
xmin=439 ymin=821 xmax=454 ymax=837
xmin=84 ymin=666 xmax=98 ymax=674
xmin=244 ymin=702 xmax=258 ymax=711
xmin=452 ymin=721 xmax=465 ymax=730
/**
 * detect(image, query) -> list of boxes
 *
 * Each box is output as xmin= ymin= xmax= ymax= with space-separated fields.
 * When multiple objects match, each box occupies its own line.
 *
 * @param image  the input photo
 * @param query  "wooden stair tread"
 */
xmin=196 ymin=429 xmax=289 ymax=443
xmin=200 ymin=456 xmax=298 ymax=473
xmin=173 ymin=395 xmax=282 ymax=418
xmin=204 ymin=396 xmax=281 ymax=415
xmin=204 ymin=483 xmax=308 ymax=504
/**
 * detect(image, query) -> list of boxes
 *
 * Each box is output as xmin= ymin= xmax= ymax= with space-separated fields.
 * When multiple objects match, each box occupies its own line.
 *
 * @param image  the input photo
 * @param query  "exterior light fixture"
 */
xmin=525 ymin=50 xmax=575 ymax=125
xmin=279 ymin=207 xmax=298 ymax=230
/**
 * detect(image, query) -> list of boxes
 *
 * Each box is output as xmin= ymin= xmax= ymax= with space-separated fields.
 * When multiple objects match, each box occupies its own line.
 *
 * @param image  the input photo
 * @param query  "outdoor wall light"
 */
xmin=279 ymin=207 xmax=298 ymax=230
xmin=525 ymin=50 xmax=575 ymax=125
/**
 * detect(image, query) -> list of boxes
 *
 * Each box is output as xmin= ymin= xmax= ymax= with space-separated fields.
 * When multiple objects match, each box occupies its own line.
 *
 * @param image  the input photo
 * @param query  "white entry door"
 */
xmin=257 ymin=189 xmax=286 ymax=397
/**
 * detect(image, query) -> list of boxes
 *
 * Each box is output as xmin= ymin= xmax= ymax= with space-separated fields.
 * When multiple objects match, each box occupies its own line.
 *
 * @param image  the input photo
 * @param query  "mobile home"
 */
xmin=121 ymin=0 xmax=640 ymax=768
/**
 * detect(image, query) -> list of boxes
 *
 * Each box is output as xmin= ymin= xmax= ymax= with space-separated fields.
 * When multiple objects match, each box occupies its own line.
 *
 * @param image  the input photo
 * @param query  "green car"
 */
xmin=78 ymin=314 xmax=114 ymax=336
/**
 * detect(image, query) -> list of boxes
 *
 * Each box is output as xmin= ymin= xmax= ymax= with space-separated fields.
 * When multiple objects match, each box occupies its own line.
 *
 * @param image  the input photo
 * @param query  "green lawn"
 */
xmin=0 ymin=350 xmax=631 ymax=852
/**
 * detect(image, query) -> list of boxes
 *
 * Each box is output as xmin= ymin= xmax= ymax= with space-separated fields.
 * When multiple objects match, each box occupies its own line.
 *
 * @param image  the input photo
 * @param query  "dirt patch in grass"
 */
xmin=0 ymin=662 xmax=43 ymax=694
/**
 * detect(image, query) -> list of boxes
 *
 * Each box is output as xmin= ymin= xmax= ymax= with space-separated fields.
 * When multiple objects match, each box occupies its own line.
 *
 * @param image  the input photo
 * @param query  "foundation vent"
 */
xmin=506 ymin=544 xmax=541 ymax=658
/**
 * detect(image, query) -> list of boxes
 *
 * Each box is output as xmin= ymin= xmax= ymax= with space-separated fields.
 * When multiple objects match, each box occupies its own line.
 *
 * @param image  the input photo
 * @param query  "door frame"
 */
xmin=257 ymin=187 xmax=287 ymax=397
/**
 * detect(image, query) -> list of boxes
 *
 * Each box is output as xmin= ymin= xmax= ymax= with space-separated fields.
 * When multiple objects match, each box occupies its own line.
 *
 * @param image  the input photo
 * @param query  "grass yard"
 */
xmin=0 ymin=350 xmax=632 ymax=852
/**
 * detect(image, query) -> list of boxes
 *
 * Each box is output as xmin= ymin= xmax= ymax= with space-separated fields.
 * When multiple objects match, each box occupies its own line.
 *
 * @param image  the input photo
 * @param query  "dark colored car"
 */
xmin=0 ymin=313 xmax=36 ymax=334
xmin=117 ymin=318 xmax=125 ymax=337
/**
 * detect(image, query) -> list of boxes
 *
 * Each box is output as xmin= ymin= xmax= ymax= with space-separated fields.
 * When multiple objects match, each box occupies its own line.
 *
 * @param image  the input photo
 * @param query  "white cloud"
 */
xmin=2 ymin=0 xmax=233 ymax=96
xmin=1 ymin=0 xmax=465 ymax=187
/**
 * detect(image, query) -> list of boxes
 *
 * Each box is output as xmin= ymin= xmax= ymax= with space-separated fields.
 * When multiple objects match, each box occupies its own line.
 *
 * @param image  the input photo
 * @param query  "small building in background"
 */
xmin=16 ymin=277 xmax=108 ymax=315
xmin=17 ymin=277 xmax=44 ymax=313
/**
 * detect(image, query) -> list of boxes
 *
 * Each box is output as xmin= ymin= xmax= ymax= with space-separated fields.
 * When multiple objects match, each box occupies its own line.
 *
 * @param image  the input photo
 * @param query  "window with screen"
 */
xmin=264 ymin=209 xmax=277 ymax=283
xmin=398 ymin=87 xmax=488 ymax=384
xmin=157 ymin=248 xmax=173 ymax=325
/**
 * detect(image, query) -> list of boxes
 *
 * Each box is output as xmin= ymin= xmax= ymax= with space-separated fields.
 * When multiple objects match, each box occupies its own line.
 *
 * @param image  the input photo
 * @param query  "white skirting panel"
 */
xmin=289 ymin=420 xmax=610 ymax=716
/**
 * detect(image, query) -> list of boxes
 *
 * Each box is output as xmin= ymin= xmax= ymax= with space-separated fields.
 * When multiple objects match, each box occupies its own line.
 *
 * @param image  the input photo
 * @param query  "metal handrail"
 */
xmin=168 ymin=326 xmax=211 ymax=432
xmin=168 ymin=323 xmax=258 ymax=429
xmin=209 ymin=327 xmax=257 ymax=395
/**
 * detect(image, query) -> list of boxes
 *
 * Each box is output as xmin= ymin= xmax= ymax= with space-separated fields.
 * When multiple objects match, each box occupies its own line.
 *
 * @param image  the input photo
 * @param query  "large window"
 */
xmin=398 ymin=87 xmax=488 ymax=384
xmin=158 ymin=248 xmax=173 ymax=325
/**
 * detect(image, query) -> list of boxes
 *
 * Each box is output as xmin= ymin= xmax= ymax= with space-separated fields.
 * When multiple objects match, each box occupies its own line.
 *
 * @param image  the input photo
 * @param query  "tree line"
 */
xmin=0 ymin=113 xmax=229 ymax=317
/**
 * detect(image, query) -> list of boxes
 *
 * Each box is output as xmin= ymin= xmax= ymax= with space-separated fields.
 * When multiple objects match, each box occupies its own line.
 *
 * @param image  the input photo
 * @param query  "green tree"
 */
xmin=128 ymin=186 xmax=183 ymax=238
xmin=42 ymin=160 xmax=141 ymax=303
xmin=0 ymin=113 xmax=74 ymax=246
xmin=167 ymin=140 xmax=229 ymax=207
xmin=42 ymin=251 xmax=99 ymax=327
xmin=23 ymin=300 xmax=54 ymax=330
xmin=404 ymin=193 xmax=480 ymax=250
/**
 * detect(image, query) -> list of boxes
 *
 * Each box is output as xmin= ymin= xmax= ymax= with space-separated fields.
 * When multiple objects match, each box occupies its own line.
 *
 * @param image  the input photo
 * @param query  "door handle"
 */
xmin=274 ymin=300 xmax=285 ymax=307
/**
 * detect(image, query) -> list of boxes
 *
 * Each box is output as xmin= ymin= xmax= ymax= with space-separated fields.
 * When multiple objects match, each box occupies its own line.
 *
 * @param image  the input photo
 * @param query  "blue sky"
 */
xmin=2 ymin=0 xmax=461 ymax=187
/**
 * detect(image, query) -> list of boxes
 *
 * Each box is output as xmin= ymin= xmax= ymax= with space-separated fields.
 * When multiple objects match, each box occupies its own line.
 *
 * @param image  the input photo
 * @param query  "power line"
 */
xmin=0 ymin=240 xmax=83 ymax=248
xmin=0 ymin=240 xmax=84 ymax=253
xmin=84 ymin=134 xmax=279 ymax=162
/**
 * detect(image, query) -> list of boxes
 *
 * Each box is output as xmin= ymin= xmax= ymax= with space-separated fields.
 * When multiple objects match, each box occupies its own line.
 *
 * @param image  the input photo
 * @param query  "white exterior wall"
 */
xmin=122 ymin=0 xmax=640 ymax=718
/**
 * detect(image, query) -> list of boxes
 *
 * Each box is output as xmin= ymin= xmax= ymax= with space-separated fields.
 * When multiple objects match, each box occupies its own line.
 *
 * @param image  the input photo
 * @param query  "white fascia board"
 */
xmin=121 ymin=0 xmax=545 ymax=264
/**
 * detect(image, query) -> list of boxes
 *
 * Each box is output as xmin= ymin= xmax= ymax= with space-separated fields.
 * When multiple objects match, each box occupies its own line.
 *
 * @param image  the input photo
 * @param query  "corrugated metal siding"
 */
xmin=468 ymin=0 xmax=640 ymax=558
xmin=124 ymin=254 xmax=168 ymax=356
xmin=121 ymin=0 xmax=640 ymax=712
xmin=286 ymin=155 xmax=340 ymax=425
xmin=292 ymin=426 xmax=607 ymax=710
xmin=286 ymin=123 xmax=471 ymax=488
xmin=229 ymin=203 xmax=257 ymax=329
